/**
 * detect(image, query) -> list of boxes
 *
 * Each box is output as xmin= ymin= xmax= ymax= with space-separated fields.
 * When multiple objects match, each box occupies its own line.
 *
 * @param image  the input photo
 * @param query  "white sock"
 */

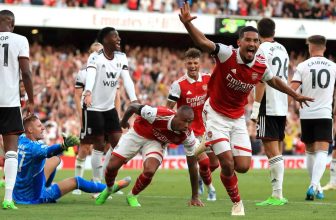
xmin=269 ymin=155 xmax=284 ymax=199
xmin=4 ymin=151 xmax=18 ymax=202
xmin=311 ymin=151 xmax=328 ymax=188
xmin=91 ymin=149 xmax=104 ymax=182
xmin=330 ymin=159 xmax=336 ymax=184
xmin=206 ymin=183 xmax=215 ymax=192
xmin=75 ymin=157 xmax=86 ymax=178
xmin=306 ymin=151 xmax=315 ymax=181
xmin=103 ymin=147 xmax=113 ymax=173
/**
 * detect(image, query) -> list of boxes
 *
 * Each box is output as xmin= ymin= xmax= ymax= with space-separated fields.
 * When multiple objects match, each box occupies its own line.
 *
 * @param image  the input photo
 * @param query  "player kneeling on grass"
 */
xmin=96 ymin=103 xmax=204 ymax=207
xmin=12 ymin=115 xmax=130 ymax=206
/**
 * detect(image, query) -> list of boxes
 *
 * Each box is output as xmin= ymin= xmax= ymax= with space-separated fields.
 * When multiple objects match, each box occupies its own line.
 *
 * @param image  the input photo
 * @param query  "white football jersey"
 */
xmin=292 ymin=57 xmax=336 ymax=119
xmin=257 ymin=41 xmax=289 ymax=116
xmin=0 ymin=32 xmax=29 ymax=107
xmin=85 ymin=50 xmax=136 ymax=111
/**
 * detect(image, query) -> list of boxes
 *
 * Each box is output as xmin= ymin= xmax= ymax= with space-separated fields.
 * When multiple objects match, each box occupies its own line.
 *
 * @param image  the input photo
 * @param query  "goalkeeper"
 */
xmin=12 ymin=115 xmax=130 ymax=205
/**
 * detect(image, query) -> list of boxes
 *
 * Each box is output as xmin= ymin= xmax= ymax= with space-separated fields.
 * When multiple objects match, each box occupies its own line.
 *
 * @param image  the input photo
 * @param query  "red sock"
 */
xmin=105 ymin=168 xmax=118 ymax=188
xmin=220 ymin=172 xmax=241 ymax=203
xmin=198 ymin=158 xmax=212 ymax=186
xmin=210 ymin=163 xmax=219 ymax=172
xmin=132 ymin=173 xmax=153 ymax=195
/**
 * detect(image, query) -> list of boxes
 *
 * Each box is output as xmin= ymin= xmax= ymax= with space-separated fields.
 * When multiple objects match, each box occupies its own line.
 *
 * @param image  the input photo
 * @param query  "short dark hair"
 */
xmin=97 ymin=27 xmax=116 ymax=44
xmin=238 ymin=26 xmax=258 ymax=39
xmin=307 ymin=35 xmax=326 ymax=46
xmin=178 ymin=105 xmax=194 ymax=115
xmin=184 ymin=48 xmax=201 ymax=59
xmin=23 ymin=115 xmax=39 ymax=128
xmin=0 ymin=10 xmax=14 ymax=18
xmin=257 ymin=18 xmax=275 ymax=38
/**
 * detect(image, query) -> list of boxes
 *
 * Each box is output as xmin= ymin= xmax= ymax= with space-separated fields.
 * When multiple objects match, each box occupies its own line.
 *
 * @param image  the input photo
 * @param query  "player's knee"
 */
xmin=234 ymin=164 xmax=250 ymax=173
xmin=143 ymin=170 xmax=156 ymax=178
xmin=5 ymin=151 xmax=18 ymax=160
xmin=219 ymin=158 xmax=234 ymax=170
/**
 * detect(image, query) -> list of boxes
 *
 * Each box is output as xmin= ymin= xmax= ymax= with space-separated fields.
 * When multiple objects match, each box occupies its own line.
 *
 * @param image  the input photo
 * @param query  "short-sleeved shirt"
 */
xmin=292 ymin=57 xmax=336 ymax=119
xmin=168 ymin=73 xmax=210 ymax=136
xmin=85 ymin=50 xmax=133 ymax=111
xmin=133 ymin=105 xmax=196 ymax=148
xmin=208 ymin=43 xmax=273 ymax=119
xmin=0 ymin=32 xmax=29 ymax=107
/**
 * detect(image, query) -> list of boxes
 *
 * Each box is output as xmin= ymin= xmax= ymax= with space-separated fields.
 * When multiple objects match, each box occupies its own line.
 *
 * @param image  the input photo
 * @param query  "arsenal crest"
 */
xmin=251 ymin=72 xmax=258 ymax=81
xmin=202 ymin=84 xmax=207 ymax=91
xmin=207 ymin=131 xmax=213 ymax=139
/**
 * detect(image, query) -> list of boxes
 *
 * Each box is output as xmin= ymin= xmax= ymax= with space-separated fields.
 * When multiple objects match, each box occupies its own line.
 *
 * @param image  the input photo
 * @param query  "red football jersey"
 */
xmin=133 ymin=105 xmax=195 ymax=146
xmin=168 ymin=73 xmax=210 ymax=136
xmin=208 ymin=44 xmax=272 ymax=119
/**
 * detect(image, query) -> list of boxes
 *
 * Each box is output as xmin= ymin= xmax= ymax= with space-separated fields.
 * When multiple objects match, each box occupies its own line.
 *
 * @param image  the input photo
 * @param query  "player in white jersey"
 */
xmin=83 ymin=27 xmax=138 ymax=184
xmin=291 ymin=35 xmax=336 ymax=200
xmin=0 ymin=10 xmax=34 ymax=209
xmin=73 ymin=42 xmax=123 ymax=195
xmin=251 ymin=18 xmax=289 ymax=206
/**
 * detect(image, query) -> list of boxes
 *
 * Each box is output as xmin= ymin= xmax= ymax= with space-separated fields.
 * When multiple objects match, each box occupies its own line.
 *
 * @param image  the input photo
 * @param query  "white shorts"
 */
xmin=112 ymin=128 xmax=166 ymax=163
xmin=203 ymin=100 xmax=251 ymax=157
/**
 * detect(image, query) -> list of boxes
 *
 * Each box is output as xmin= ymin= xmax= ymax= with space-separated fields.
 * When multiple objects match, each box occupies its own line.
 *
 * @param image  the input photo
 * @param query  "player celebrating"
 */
xmin=291 ymin=35 xmax=336 ymax=200
xmin=166 ymin=48 xmax=217 ymax=201
xmin=0 ymin=10 xmax=34 ymax=209
xmin=83 ymin=27 xmax=138 ymax=185
xmin=13 ymin=115 xmax=130 ymax=205
xmin=73 ymin=42 xmax=122 ymax=195
xmin=251 ymin=18 xmax=289 ymax=206
xmin=179 ymin=2 xmax=313 ymax=215
xmin=96 ymin=103 xmax=204 ymax=207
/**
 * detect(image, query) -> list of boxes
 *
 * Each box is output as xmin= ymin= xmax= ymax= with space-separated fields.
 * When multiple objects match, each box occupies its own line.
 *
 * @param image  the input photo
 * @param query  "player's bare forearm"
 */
xmin=166 ymin=100 xmax=176 ymax=110
xmin=186 ymin=155 xmax=199 ymax=200
xmin=21 ymin=71 xmax=34 ymax=103
xmin=183 ymin=23 xmax=215 ymax=53
xmin=121 ymin=103 xmax=142 ymax=124
xmin=267 ymin=76 xmax=298 ymax=99
xmin=254 ymin=82 xmax=266 ymax=103
xmin=179 ymin=1 xmax=215 ymax=53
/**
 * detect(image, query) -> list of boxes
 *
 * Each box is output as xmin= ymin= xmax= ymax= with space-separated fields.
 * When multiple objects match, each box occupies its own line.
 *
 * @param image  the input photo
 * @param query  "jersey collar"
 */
xmin=237 ymin=48 xmax=256 ymax=68
xmin=185 ymin=73 xmax=202 ymax=84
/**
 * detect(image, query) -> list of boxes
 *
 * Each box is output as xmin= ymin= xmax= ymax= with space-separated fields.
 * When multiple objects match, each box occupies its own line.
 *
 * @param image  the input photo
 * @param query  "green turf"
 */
xmin=1 ymin=169 xmax=335 ymax=219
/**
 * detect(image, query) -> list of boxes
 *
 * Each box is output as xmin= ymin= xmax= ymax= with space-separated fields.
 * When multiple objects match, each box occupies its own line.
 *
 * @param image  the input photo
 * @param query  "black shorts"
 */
xmin=0 ymin=107 xmax=24 ymax=135
xmin=300 ymin=119 xmax=332 ymax=144
xmin=81 ymin=108 xmax=121 ymax=140
xmin=256 ymin=115 xmax=286 ymax=141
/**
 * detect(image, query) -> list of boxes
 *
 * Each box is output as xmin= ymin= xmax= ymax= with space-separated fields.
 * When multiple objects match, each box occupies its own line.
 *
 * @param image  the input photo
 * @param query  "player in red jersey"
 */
xmin=95 ymin=103 xmax=204 ymax=207
xmin=179 ymin=2 xmax=313 ymax=216
xmin=167 ymin=48 xmax=218 ymax=201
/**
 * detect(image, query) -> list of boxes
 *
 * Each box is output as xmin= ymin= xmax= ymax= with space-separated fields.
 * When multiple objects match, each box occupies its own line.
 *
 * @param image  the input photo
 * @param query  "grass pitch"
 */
xmin=1 ymin=169 xmax=335 ymax=220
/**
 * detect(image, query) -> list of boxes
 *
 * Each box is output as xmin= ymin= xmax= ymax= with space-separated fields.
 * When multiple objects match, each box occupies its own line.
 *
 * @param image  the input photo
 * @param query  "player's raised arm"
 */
xmin=179 ymin=1 xmax=215 ymax=53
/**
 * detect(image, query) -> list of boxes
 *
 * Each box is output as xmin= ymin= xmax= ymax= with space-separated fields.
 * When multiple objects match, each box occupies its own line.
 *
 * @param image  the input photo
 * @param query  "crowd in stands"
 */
xmin=1 ymin=0 xmax=336 ymax=20
xmin=23 ymin=42 xmax=335 ymax=156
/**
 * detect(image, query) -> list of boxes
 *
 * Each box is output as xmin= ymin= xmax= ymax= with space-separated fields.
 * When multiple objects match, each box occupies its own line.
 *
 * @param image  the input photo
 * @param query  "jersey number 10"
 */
xmin=310 ymin=69 xmax=330 ymax=89
xmin=0 ymin=43 xmax=9 ymax=67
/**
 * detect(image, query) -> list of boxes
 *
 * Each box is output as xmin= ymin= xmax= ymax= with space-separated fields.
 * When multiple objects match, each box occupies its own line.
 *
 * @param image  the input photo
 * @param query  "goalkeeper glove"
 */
xmin=62 ymin=133 xmax=80 ymax=150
